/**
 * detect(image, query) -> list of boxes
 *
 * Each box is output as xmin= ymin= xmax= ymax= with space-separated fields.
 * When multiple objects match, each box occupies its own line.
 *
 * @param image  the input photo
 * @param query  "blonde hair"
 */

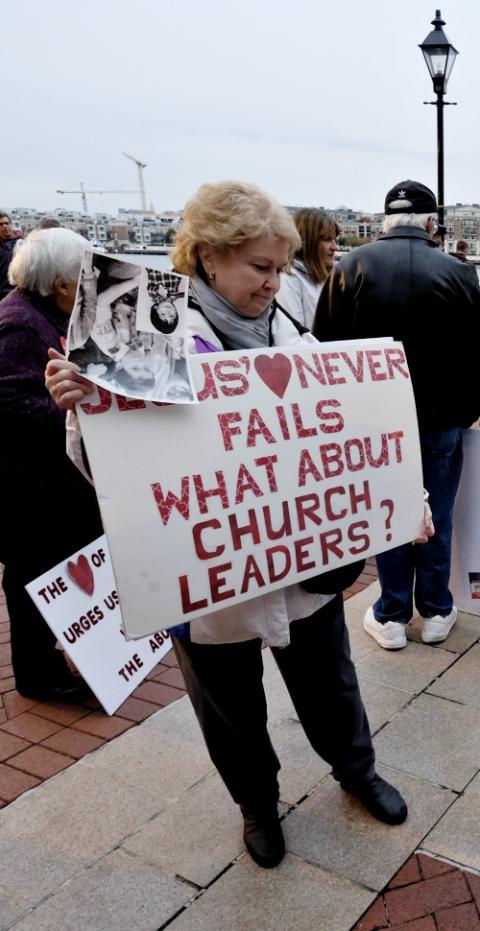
xmin=9 ymin=227 xmax=88 ymax=295
xmin=171 ymin=180 xmax=301 ymax=277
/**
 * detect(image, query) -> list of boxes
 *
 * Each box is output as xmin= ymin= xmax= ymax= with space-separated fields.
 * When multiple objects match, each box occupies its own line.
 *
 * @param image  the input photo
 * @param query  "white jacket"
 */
xmin=277 ymin=262 xmax=323 ymax=330
xmin=68 ymin=303 xmax=333 ymax=648
xmin=182 ymin=305 xmax=333 ymax=647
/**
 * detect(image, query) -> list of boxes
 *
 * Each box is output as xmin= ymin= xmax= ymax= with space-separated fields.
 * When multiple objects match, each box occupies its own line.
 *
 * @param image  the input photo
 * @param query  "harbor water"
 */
xmin=122 ymin=252 xmax=171 ymax=271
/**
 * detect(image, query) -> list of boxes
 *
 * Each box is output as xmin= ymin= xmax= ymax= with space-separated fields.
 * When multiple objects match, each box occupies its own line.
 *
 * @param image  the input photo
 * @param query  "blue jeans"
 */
xmin=374 ymin=427 xmax=464 ymax=624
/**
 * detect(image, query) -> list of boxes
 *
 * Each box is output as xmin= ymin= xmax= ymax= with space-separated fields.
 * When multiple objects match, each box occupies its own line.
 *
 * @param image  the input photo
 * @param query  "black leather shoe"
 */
xmin=241 ymin=807 xmax=285 ymax=868
xmin=45 ymin=682 xmax=92 ymax=703
xmin=340 ymin=773 xmax=408 ymax=825
xmin=17 ymin=680 xmax=92 ymax=704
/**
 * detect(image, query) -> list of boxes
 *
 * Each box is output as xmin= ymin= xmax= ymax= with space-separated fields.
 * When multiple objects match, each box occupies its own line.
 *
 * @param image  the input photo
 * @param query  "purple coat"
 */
xmin=0 ymin=287 xmax=103 ymax=573
xmin=0 ymin=287 xmax=68 ymax=436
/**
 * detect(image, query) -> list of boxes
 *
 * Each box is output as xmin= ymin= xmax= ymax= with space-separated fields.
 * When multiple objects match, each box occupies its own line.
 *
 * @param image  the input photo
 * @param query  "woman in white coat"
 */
xmin=46 ymin=181 xmax=407 ymax=869
xmin=277 ymin=208 xmax=339 ymax=329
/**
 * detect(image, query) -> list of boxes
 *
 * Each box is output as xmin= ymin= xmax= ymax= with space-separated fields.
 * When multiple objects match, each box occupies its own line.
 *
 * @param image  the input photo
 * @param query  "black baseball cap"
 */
xmin=385 ymin=180 xmax=438 ymax=215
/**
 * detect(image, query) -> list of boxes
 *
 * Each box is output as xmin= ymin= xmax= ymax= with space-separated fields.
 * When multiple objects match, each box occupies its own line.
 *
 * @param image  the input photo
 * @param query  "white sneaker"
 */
xmin=363 ymin=607 xmax=407 ymax=650
xmin=421 ymin=606 xmax=457 ymax=644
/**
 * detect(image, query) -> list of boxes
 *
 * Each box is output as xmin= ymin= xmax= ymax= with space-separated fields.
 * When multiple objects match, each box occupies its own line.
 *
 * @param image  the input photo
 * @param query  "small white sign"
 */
xmin=451 ymin=426 xmax=480 ymax=616
xmin=26 ymin=535 xmax=172 ymax=715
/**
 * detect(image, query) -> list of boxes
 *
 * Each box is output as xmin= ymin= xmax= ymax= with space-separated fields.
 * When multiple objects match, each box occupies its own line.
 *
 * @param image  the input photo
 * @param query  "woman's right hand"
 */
xmin=45 ymin=348 xmax=94 ymax=410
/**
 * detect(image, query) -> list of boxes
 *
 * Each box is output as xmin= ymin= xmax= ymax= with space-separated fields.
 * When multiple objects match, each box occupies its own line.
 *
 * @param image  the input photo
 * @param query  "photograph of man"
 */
xmin=136 ymin=268 xmax=188 ymax=336
xmin=150 ymin=299 xmax=179 ymax=334
xmin=69 ymin=252 xmax=141 ymax=352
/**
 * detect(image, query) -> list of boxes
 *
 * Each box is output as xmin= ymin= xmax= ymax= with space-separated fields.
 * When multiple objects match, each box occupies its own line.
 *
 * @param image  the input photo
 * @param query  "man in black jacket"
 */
xmin=0 ymin=212 xmax=22 ymax=300
xmin=313 ymin=180 xmax=480 ymax=650
xmin=452 ymin=239 xmax=472 ymax=264
xmin=451 ymin=240 xmax=478 ymax=285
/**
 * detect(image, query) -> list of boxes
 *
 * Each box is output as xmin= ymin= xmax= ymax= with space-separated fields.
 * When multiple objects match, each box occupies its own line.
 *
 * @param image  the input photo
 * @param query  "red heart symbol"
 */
xmin=67 ymin=555 xmax=95 ymax=596
xmin=254 ymin=353 xmax=292 ymax=399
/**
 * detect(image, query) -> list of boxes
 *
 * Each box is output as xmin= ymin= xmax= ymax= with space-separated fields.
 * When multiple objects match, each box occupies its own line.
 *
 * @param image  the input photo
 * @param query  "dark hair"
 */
xmin=0 ymin=211 xmax=10 ymax=221
xmin=37 ymin=217 xmax=61 ymax=229
xmin=111 ymin=288 xmax=138 ymax=309
xmin=456 ymin=240 xmax=468 ymax=252
xmin=150 ymin=301 xmax=178 ymax=334
xmin=293 ymin=208 xmax=340 ymax=284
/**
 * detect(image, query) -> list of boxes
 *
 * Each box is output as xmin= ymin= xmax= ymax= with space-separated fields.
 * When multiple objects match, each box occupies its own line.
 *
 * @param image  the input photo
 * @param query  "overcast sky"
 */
xmin=4 ymin=0 xmax=479 ymax=216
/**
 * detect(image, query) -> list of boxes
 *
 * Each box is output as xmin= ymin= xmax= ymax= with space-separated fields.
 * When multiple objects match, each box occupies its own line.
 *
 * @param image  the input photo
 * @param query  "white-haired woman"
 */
xmin=46 ymin=182 xmax=407 ymax=868
xmin=0 ymin=228 xmax=103 ymax=700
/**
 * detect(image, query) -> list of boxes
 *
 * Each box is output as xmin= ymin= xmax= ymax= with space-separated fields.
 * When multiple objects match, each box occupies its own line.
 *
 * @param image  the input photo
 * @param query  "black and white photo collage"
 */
xmin=68 ymin=251 xmax=195 ymax=403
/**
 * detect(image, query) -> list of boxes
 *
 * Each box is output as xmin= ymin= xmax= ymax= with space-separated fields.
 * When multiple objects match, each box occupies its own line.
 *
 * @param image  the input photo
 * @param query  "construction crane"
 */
xmin=122 ymin=152 xmax=148 ymax=213
xmin=56 ymin=182 xmax=137 ymax=215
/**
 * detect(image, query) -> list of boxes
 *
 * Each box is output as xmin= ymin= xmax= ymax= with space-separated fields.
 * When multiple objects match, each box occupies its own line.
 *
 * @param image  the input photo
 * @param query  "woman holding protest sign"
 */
xmin=46 ymin=181 xmax=410 ymax=868
xmin=0 ymin=228 xmax=103 ymax=700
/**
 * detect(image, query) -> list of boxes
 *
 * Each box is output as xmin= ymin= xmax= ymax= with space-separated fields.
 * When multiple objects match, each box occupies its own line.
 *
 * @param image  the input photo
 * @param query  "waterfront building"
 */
xmin=6 ymin=202 xmax=480 ymax=259
xmin=444 ymin=204 xmax=480 ymax=256
xmin=6 ymin=206 xmax=182 ymax=252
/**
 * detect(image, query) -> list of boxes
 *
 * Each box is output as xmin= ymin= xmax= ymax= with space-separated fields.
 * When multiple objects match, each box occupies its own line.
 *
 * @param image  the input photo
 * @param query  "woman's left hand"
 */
xmin=413 ymin=500 xmax=435 ymax=544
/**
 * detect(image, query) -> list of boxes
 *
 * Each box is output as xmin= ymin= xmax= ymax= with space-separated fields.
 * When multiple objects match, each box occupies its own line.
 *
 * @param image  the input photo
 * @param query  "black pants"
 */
xmin=3 ymin=564 xmax=74 ymax=695
xmin=1 ymin=451 xmax=103 ymax=696
xmin=173 ymin=594 xmax=375 ymax=812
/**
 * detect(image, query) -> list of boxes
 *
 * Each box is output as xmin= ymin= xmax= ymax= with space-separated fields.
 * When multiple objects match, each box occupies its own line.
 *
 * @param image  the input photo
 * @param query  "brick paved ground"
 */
xmin=3 ymin=556 xmax=475 ymax=929
xmin=0 ymin=556 xmax=377 ymax=805
xmin=353 ymin=853 xmax=480 ymax=930
xmin=0 ymin=569 xmax=187 ymax=806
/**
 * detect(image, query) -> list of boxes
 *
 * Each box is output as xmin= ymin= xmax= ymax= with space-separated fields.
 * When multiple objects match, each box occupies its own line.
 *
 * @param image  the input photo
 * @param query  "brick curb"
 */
xmin=353 ymin=852 xmax=480 ymax=929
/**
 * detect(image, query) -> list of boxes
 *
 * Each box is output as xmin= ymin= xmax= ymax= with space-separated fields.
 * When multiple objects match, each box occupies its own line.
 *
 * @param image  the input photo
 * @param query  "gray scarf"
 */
xmin=190 ymin=274 xmax=271 ymax=350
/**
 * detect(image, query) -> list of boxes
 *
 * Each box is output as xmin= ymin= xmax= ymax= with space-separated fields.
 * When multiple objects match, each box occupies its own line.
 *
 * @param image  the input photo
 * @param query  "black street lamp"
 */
xmin=419 ymin=10 xmax=458 ymax=231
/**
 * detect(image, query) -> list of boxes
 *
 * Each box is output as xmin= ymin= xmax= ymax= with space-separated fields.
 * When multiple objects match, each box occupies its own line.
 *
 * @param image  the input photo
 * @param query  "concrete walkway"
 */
xmin=1 ymin=581 xmax=480 ymax=931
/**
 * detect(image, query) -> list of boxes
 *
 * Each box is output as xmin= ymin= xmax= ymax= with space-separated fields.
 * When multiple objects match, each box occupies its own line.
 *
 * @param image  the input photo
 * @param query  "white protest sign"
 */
xmin=25 ymin=535 xmax=172 ymax=714
xmin=450 ymin=426 xmax=480 ymax=616
xmin=76 ymin=338 xmax=424 ymax=639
